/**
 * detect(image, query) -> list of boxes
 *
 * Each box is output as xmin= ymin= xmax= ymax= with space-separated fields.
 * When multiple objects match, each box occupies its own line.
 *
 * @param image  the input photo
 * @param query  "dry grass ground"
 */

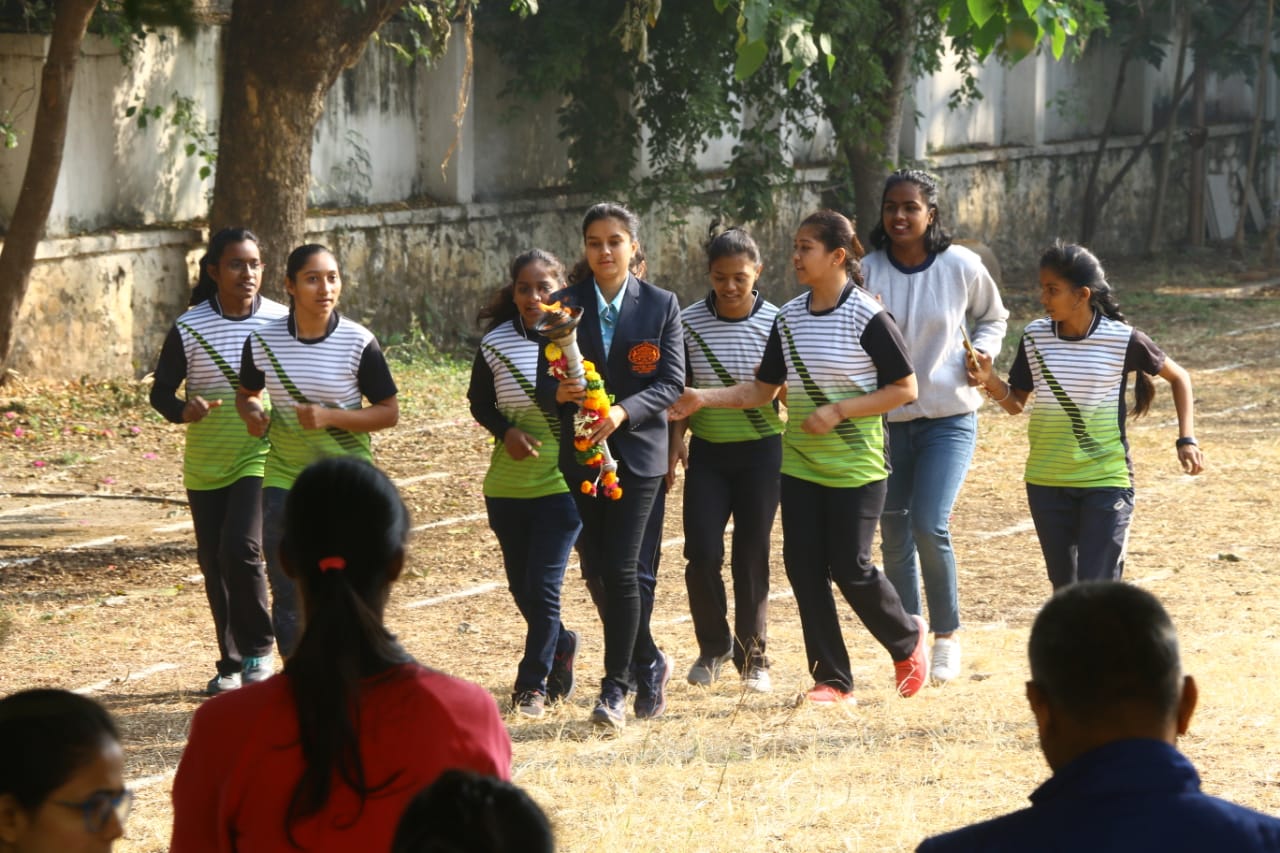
xmin=1 ymin=250 xmax=1279 ymax=851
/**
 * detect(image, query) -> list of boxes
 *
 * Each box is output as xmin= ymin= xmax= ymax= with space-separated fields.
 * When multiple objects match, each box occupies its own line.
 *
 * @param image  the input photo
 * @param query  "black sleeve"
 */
xmin=149 ymin=326 xmax=189 ymax=424
xmin=755 ymin=322 xmax=786 ymax=385
xmin=238 ymin=338 xmax=265 ymax=392
xmin=1125 ymin=329 xmax=1166 ymax=376
xmin=356 ymin=338 xmax=398 ymax=403
xmin=860 ymin=312 xmax=914 ymax=387
xmin=1007 ymin=336 xmax=1033 ymax=391
xmin=466 ymin=349 xmax=513 ymax=440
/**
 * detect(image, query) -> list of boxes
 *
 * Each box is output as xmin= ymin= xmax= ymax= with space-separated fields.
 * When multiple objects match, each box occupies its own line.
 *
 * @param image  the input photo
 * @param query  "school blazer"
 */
xmin=536 ymin=274 xmax=685 ymax=481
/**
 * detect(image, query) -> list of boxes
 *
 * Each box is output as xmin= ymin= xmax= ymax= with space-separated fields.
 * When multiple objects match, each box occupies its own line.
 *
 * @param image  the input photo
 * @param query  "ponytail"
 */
xmin=799 ymin=209 xmax=865 ymax=286
xmin=1039 ymin=240 xmax=1154 ymax=417
xmin=190 ymin=227 xmax=258 ymax=306
xmin=280 ymin=458 xmax=412 ymax=844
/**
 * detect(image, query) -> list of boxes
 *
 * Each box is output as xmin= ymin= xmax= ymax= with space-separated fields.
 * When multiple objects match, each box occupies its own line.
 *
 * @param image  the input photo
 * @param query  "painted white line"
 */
xmin=0 ymin=497 xmax=93 ymax=518
xmin=1224 ymin=321 xmax=1280 ymax=337
xmin=0 ymin=556 xmax=38 ymax=569
xmin=1202 ymin=362 xmax=1249 ymax=374
xmin=131 ymin=770 xmax=177 ymax=791
xmin=393 ymin=473 xmax=450 ymax=487
xmin=404 ymin=582 xmax=501 ymax=610
xmin=410 ymin=512 xmax=487 ymax=533
xmin=183 ymin=574 xmax=204 ymax=583
xmin=73 ymin=662 xmax=178 ymax=695
xmin=66 ymin=536 xmax=127 ymax=550
xmin=973 ymin=520 xmax=1037 ymax=541
xmin=152 ymin=521 xmax=193 ymax=533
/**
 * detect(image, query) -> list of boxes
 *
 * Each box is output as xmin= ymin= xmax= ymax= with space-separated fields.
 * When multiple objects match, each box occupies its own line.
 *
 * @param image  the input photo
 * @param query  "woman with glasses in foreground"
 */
xmin=0 ymin=689 xmax=132 ymax=851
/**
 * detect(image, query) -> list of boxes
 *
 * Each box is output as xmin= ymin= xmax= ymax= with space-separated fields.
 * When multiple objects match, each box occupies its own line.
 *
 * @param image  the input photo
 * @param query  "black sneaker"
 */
xmin=512 ymin=689 xmax=546 ymax=719
xmin=590 ymin=689 xmax=626 ymax=732
xmin=547 ymin=629 xmax=578 ymax=702
xmin=634 ymin=650 xmax=672 ymax=719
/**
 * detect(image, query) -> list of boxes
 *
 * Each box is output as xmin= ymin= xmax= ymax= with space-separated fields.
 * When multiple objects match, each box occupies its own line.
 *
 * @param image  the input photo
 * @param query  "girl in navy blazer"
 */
xmin=537 ymin=202 xmax=685 ymax=731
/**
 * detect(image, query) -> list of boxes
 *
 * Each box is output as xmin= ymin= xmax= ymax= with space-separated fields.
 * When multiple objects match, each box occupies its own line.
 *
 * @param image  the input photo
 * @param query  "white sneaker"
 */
xmin=742 ymin=666 xmax=772 ymax=693
xmin=931 ymin=637 xmax=961 ymax=683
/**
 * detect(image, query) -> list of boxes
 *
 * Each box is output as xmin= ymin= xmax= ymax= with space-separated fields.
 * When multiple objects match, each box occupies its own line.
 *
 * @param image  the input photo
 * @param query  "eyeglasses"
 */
xmin=53 ymin=789 xmax=133 ymax=833
xmin=226 ymin=259 xmax=265 ymax=274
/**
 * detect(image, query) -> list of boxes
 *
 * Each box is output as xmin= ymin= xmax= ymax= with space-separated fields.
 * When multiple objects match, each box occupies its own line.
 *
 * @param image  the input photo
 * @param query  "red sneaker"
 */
xmin=804 ymin=684 xmax=857 ymax=705
xmin=894 ymin=614 xmax=930 ymax=698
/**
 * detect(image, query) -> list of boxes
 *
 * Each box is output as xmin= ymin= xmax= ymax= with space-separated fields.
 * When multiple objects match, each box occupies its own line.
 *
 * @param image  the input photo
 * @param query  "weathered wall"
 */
xmin=7 ymin=124 xmax=1256 ymax=381
xmin=9 ymin=229 xmax=201 ymax=379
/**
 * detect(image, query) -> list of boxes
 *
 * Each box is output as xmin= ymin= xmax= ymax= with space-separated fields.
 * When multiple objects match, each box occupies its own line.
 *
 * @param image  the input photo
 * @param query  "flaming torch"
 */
xmin=535 ymin=301 xmax=622 ymax=500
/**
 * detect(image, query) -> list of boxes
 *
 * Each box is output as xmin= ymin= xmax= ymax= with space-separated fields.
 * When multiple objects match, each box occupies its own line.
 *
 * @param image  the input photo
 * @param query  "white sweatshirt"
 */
xmin=862 ymin=244 xmax=1009 ymax=422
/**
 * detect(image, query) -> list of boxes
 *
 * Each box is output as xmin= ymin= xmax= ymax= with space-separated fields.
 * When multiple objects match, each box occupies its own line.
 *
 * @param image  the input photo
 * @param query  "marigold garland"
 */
xmin=537 ymin=300 xmax=622 ymax=494
xmin=545 ymin=347 xmax=623 ymax=499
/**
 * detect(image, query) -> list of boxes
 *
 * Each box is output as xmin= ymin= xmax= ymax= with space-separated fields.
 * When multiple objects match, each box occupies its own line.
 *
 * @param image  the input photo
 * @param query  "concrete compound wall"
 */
xmin=7 ymin=123 xmax=1255 ymax=380
xmin=1 ymin=13 xmax=1273 ymax=379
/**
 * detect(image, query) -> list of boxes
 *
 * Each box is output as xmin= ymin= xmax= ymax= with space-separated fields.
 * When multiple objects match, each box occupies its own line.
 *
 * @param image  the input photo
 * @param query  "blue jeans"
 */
xmin=881 ymin=412 xmax=977 ymax=636
xmin=486 ymin=493 xmax=582 ymax=694
xmin=261 ymin=487 xmax=300 ymax=657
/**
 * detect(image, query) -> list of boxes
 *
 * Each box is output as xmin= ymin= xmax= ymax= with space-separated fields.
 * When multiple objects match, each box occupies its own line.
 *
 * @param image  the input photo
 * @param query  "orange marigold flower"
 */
xmin=580 ymin=481 xmax=595 ymax=494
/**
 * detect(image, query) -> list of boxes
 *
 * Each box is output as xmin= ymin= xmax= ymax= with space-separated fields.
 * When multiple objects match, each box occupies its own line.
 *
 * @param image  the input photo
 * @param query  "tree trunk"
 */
xmin=828 ymin=0 xmax=919 ymax=246
xmin=1080 ymin=32 xmax=1141 ymax=245
xmin=209 ymin=0 xmax=408 ymax=295
xmin=1233 ymin=0 xmax=1274 ymax=250
xmin=0 ymin=0 xmax=99 ymax=379
xmin=1188 ymin=65 xmax=1207 ymax=245
xmin=1146 ymin=12 xmax=1190 ymax=256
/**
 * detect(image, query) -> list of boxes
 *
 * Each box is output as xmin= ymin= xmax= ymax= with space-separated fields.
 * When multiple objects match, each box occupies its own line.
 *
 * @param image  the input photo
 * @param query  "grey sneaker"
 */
xmin=590 ymin=691 xmax=626 ymax=732
xmin=742 ymin=666 xmax=772 ymax=693
xmin=686 ymin=650 xmax=733 ymax=687
xmin=512 ymin=689 xmax=546 ymax=719
xmin=242 ymin=656 xmax=273 ymax=684
xmin=205 ymin=672 xmax=241 ymax=695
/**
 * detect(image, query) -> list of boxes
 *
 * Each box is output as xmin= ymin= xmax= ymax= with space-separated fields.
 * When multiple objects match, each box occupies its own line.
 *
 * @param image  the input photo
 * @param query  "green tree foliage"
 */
xmin=484 ymin=1 xmax=1106 ymax=232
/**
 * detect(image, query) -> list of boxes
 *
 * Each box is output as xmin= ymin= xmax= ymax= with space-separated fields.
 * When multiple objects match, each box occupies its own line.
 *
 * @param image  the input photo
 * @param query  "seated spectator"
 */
xmin=919 ymin=582 xmax=1280 ymax=852
xmin=171 ymin=457 xmax=512 ymax=852
xmin=0 ymin=689 xmax=131 ymax=851
xmin=391 ymin=769 xmax=554 ymax=853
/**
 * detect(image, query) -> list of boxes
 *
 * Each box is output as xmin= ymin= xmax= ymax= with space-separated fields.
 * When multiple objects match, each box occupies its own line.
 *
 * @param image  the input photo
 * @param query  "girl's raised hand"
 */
xmin=668 ymin=388 xmax=703 ymax=421
xmin=556 ymin=377 xmax=586 ymax=405
xmin=503 ymin=427 xmax=541 ymax=460
xmin=801 ymin=403 xmax=842 ymax=435
xmin=968 ymin=348 xmax=994 ymax=387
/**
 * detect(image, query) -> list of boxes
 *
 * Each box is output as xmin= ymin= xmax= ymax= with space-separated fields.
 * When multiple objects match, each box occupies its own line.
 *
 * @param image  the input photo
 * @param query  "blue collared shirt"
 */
xmin=595 ymin=278 xmax=628 ymax=356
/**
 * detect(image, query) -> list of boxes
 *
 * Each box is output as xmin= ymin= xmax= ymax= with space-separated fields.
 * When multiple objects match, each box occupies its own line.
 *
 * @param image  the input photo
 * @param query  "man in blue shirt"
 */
xmin=919 ymin=582 xmax=1280 ymax=852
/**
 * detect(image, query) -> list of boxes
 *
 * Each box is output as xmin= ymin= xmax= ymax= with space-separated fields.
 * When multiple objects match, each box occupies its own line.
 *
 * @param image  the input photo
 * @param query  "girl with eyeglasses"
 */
xmin=0 ymin=689 xmax=132 ymax=851
xmin=150 ymin=227 xmax=288 ymax=695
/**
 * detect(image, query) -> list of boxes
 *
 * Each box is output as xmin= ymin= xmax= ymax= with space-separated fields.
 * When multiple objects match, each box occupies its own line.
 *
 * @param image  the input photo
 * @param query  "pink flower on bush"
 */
xmin=3 ymin=411 xmax=14 ymax=420
xmin=32 ymin=459 xmax=46 ymax=468
xmin=12 ymin=427 xmax=23 ymax=438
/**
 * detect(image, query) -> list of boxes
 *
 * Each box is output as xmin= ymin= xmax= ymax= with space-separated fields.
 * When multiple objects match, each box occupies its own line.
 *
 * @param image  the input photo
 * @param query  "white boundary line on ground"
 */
xmin=1202 ymin=362 xmax=1249 ymax=374
xmin=973 ymin=520 xmax=1037 ymax=540
xmin=409 ymin=512 xmax=487 ymax=532
xmin=73 ymin=662 xmax=178 ymax=695
xmin=152 ymin=521 xmax=193 ymax=533
xmin=1224 ymin=321 xmax=1280 ymax=337
xmin=393 ymin=473 xmax=450 ymax=486
xmin=404 ymin=582 xmax=501 ymax=610
xmin=66 ymin=535 xmax=127 ymax=549
xmin=0 ymin=497 xmax=94 ymax=518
